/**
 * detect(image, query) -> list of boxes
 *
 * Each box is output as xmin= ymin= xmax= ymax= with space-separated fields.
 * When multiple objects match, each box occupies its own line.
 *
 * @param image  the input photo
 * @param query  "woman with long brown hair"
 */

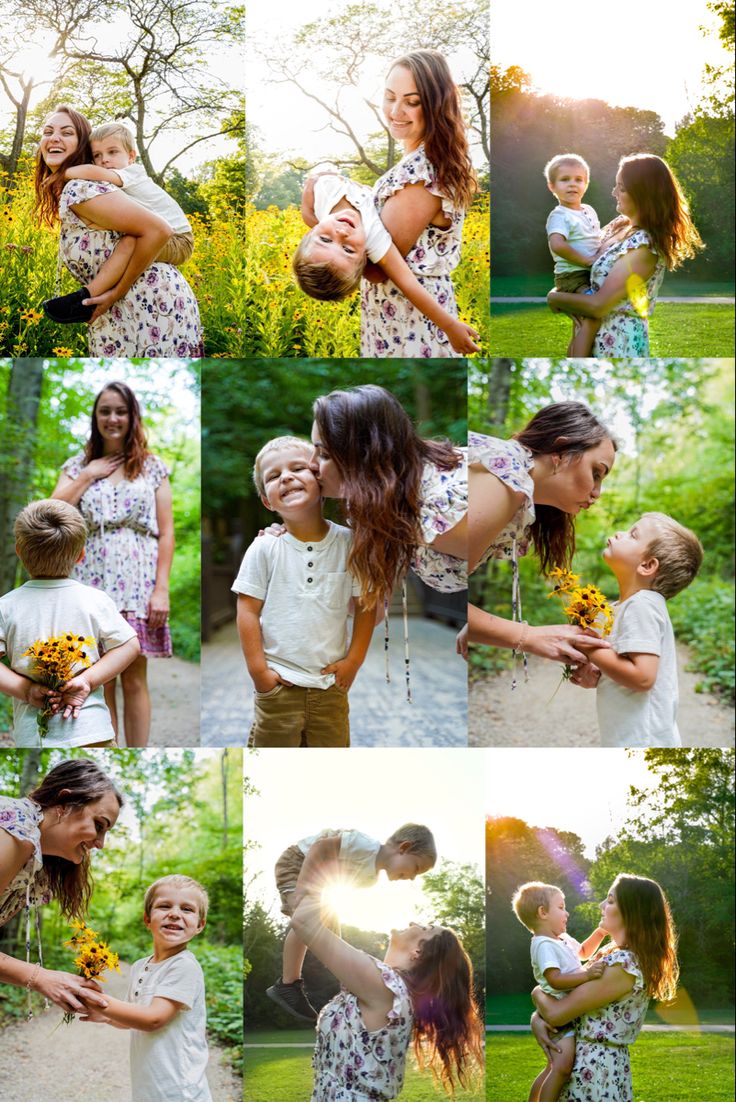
xmin=52 ymin=381 xmax=175 ymax=746
xmin=361 ymin=49 xmax=477 ymax=357
xmin=33 ymin=105 xmax=201 ymax=356
xmin=467 ymin=402 xmax=617 ymax=664
xmin=0 ymin=759 xmax=121 ymax=1014
xmin=530 ymin=874 xmax=679 ymax=1101
xmin=547 ymin=154 xmax=703 ymax=356
xmin=290 ymin=892 xmax=484 ymax=1099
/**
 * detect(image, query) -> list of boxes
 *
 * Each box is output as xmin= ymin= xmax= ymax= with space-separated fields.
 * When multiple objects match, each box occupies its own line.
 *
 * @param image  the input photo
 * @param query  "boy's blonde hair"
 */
xmin=252 ymin=436 xmax=314 ymax=498
xmin=640 ymin=512 xmax=704 ymax=599
xmin=293 ymin=230 xmax=366 ymax=301
xmin=14 ymin=499 xmax=86 ymax=578
xmin=144 ymin=874 xmax=209 ymax=924
xmin=544 ymin=153 xmax=590 ymax=185
xmin=511 ymin=881 xmax=561 ymax=933
xmin=90 ymin=121 xmax=136 ymax=154
xmin=386 ymin=823 xmax=437 ymax=864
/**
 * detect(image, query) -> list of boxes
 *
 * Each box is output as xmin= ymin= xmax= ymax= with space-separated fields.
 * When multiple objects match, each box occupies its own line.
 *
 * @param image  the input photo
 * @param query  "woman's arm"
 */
xmin=467 ymin=603 xmax=604 ymax=663
xmin=364 ymin=182 xmax=445 ymax=284
xmin=468 ymin=464 xmax=523 ymax=574
xmin=432 ymin=512 xmax=467 ymax=562
xmin=0 ymin=829 xmax=33 ymax=898
xmin=532 ymin=963 xmax=635 ymax=1026
xmin=548 ymin=245 xmax=658 ymax=319
xmin=69 ymin=190 xmax=173 ymax=321
xmin=378 ymin=244 xmax=479 ymax=353
xmin=149 ymin=478 xmax=175 ymax=630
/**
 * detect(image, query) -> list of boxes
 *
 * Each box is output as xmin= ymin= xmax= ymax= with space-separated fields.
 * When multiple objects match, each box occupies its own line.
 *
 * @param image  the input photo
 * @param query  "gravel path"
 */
xmin=0 ymin=962 xmax=241 ymax=1102
xmin=469 ymin=643 xmax=734 ymax=747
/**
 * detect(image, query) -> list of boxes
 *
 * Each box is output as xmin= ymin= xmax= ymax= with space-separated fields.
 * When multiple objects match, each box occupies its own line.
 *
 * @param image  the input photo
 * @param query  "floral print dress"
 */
xmin=411 ymin=451 xmax=468 ymax=591
xmin=468 ymin=434 xmax=535 ymax=568
xmin=62 ymin=452 xmax=173 ymax=657
xmin=559 ymin=950 xmax=649 ymax=1102
xmin=0 ymin=797 xmax=51 ymax=928
xmin=59 ymin=179 xmax=203 ymax=357
xmin=311 ymin=957 xmax=413 ymax=1101
xmin=361 ymin=146 xmax=464 ymax=358
xmin=591 ymin=230 xmax=665 ymax=357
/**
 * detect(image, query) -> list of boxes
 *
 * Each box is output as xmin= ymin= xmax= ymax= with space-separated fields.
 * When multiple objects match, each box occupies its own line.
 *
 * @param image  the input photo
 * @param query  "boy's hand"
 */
xmin=253 ymin=668 xmax=292 ymax=694
xmin=445 ymin=319 xmax=480 ymax=354
xmin=585 ymin=960 xmax=606 ymax=979
xmin=321 ymin=657 xmax=359 ymax=691
xmin=24 ymin=682 xmax=53 ymax=711
xmin=570 ymin=661 xmax=601 ymax=689
xmin=56 ymin=673 xmax=93 ymax=719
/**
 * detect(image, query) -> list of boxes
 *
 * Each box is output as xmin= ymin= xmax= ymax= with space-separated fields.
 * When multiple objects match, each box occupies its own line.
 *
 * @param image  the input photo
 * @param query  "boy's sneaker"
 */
xmin=41 ymin=287 xmax=95 ymax=323
xmin=266 ymin=978 xmax=318 ymax=1022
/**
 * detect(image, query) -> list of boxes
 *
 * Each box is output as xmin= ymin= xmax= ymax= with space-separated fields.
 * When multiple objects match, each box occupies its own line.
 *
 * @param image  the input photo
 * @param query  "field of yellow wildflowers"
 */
xmin=244 ymin=194 xmax=490 ymax=356
xmin=0 ymin=170 xmax=246 ymax=357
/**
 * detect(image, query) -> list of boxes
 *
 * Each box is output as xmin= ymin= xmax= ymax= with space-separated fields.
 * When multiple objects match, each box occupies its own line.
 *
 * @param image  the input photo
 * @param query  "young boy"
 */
xmin=293 ymin=171 xmax=479 ymax=354
xmin=0 ymin=500 xmax=140 ymax=747
xmin=42 ymin=121 xmax=194 ymax=324
xmin=574 ymin=512 xmax=704 ymax=747
xmin=80 ymin=875 xmax=212 ymax=1101
xmin=233 ymin=436 xmax=374 ymax=748
xmin=544 ymin=153 xmax=602 ymax=356
xmin=269 ymin=823 xmax=437 ymax=1021
xmin=512 ymin=881 xmax=607 ymax=1102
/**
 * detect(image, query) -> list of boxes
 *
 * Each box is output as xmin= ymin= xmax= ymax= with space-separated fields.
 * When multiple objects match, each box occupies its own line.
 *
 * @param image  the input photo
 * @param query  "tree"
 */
xmin=420 ymin=859 xmax=485 ymax=1004
xmin=0 ymin=360 xmax=44 ymax=593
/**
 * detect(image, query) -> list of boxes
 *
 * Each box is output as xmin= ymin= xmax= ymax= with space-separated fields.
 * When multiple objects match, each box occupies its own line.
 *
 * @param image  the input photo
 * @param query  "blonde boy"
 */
xmin=512 ymin=881 xmax=607 ymax=1102
xmin=574 ymin=512 xmax=704 ymax=746
xmin=232 ymin=436 xmax=374 ymax=747
xmin=80 ymin=875 xmax=212 ymax=1102
xmin=0 ymin=500 xmax=139 ymax=747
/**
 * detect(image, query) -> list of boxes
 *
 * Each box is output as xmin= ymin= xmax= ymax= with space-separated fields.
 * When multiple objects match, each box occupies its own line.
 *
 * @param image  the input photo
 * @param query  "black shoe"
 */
xmin=266 ymin=978 xmax=318 ymax=1022
xmin=41 ymin=288 xmax=95 ymax=323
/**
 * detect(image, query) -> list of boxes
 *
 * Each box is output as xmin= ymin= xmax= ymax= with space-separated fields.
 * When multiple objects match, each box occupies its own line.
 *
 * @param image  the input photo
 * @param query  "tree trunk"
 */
xmin=20 ymin=751 xmax=42 ymax=796
xmin=0 ymin=74 xmax=33 ymax=181
xmin=221 ymin=749 xmax=229 ymax=849
xmin=0 ymin=360 xmax=44 ymax=593
xmin=486 ymin=358 xmax=514 ymax=433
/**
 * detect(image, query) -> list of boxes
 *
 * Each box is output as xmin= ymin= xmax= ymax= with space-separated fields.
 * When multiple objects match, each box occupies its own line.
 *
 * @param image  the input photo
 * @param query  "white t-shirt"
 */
xmin=546 ymin=203 xmax=601 ymax=273
xmin=231 ymin=521 xmax=362 ymax=689
xmin=0 ymin=578 xmax=137 ymax=747
xmin=297 ymin=828 xmax=381 ymax=888
xmin=312 ymin=174 xmax=392 ymax=263
xmin=114 ymin=162 xmax=192 ymax=235
xmin=596 ymin=589 xmax=680 ymax=748
xmin=531 ymin=933 xmax=582 ymax=998
xmin=128 ymin=949 xmax=212 ymax=1102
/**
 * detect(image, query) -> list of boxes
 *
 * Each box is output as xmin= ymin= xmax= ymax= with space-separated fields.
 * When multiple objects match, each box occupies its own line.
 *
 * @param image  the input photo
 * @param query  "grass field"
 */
xmin=491 ymin=275 xmax=735 ymax=297
xmin=488 ymin=302 xmax=735 ymax=357
xmin=244 ymin=1030 xmax=484 ymax=1101
xmin=487 ymin=993 xmax=736 ymax=1027
xmin=487 ymin=1032 xmax=735 ymax=1102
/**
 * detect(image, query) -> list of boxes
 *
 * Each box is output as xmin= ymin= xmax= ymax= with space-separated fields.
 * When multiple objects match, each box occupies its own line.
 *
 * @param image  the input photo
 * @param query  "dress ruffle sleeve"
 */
xmin=370 ymin=957 xmax=413 ymax=1026
xmin=61 ymin=452 xmax=86 ymax=479
xmin=417 ymin=452 xmax=468 ymax=545
xmin=143 ymin=454 xmax=170 ymax=490
xmin=0 ymin=797 xmax=43 ymax=875
xmin=59 ymin=178 xmax=119 ymax=222
xmin=376 ymin=146 xmax=457 ymax=222
xmin=604 ymin=948 xmax=645 ymax=993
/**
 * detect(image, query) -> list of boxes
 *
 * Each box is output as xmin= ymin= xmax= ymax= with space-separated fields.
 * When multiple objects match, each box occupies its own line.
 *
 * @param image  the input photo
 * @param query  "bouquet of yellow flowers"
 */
xmin=546 ymin=568 xmax=614 ymax=687
xmin=22 ymin=632 xmax=95 ymax=739
xmin=63 ymin=920 xmax=120 ymax=1024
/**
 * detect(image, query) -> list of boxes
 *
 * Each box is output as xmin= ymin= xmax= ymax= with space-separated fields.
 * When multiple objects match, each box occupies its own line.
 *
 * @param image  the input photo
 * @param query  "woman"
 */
xmin=531 ymin=874 xmax=679 ymax=1102
xmin=52 ymin=381 xmax=174 ymax=746
xmin=548 ymin=154 xmax=703 ymax=357
xmin=361 ymin=50 xmax=476 ymax=358
xmin=468 ymin=402 xmax=616 ymax=664
xmin=0 ymin=759 xmax=121 ymax=1014
xmin=34 ymin=105 xmax=202 ymax=357
xmin=291 ymin=894 xmax=484 ymax=1099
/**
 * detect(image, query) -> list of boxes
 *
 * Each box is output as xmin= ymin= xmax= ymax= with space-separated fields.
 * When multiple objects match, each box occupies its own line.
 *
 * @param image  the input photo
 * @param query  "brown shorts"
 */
xmin=274 ymin=844 xmax=341 ymax=933
xmin=249 ymin=683 xmax=350 ymax=748
xmin=157 ymin=231 xmax=194 ymax=266
xmin=554 ymin=269 xmax=591 ymax=293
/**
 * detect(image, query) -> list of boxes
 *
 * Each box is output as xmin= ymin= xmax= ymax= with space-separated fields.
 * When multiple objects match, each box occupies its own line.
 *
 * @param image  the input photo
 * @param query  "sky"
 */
xmin=492 ymin=0 xmax=727 ymax=135
xmin=245 ymin=748 xmax=485 ymax=932
xmin=486 ymin=749 xmax=657 ymax=857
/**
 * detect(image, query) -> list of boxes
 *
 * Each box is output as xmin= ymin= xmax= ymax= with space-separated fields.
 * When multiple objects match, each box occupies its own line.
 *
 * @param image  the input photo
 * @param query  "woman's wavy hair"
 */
xmin=28 ymin=759 xmax=123 ymax=921
xmin=313 ymin=385 xmax=462 ymax=610
xmin=512 ymin=402 xmax=616 ymax=573
xmin=403 ymin=927 xmax=484 ymax=1096
xmin=604 ymin=874 xmax=679 ymax=1003
xmin=33 ymin=105 xmax=93 ymax=228
xmin=619 ymin=154 xmax=704 ymax=271
xmin=84 ymin=381 xmax=149 ymax=480
xmin=390 ymin=50 xmax=476 ymax=210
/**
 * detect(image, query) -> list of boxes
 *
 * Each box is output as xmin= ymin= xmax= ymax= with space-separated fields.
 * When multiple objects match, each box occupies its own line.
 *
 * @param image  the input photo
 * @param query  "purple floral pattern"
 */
xmin=58 ymin=179 xmax=203 ymax=357
xmin=559 ymin=950 xmax=649 ymax=1102
xmin=411 ymin=452 xmax=468 ymax=591
xmin=591 ymin=229 xmax=665 ymax=357
xmin=0 ymin=797 xmax=51 ymax=927
xmin=468 ymin=434 xmax=535 ymax=566
xmin=311 ymin=957 xmax=413 ymax=1101
xmin=361 ymin=146 xmax=464 ymax=358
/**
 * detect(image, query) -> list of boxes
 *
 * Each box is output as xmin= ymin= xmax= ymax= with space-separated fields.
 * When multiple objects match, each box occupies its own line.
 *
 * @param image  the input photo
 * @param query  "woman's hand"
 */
xmin=531 ymin=1011 xmax=562 ymax=1059
xmin=84 ymin=288 xmax=122 ymax=323
xmin=523 ymin=624 xmax=611 ymax=665
xmin=147 ymin=587 xmax=170 ymax=630
xmin=33 ymin=967 xmax=110 ymax=1014
xmin=445 ymin=318 xmax=480 ymax=354
xmin=83 ymin=454 xmax=124 ymax=482
xmin=258 ymin=522 xmax=286 ymax=538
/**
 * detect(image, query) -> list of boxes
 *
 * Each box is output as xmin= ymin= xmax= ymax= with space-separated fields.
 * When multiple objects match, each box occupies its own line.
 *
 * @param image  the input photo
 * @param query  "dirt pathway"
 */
xmin=469 ymin=642 xmax=734 ymax=747
xmin=0 ymin=963 xmax=241 ymax=1102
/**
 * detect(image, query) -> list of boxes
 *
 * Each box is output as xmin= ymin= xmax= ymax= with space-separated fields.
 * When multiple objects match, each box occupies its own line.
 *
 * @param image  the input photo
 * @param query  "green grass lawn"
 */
xmin=492 ymin=275 xmax=735 ymax=297
xmin=487 ymin=1032 xmax=735 ymax=1102
xmin=244 ymin=1031 xmax=484 ymax=1101
xmin=487 ymin=993 xmax=736 ymax=1027
xmin=489 ymin=302 xmax=735 ymax=357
